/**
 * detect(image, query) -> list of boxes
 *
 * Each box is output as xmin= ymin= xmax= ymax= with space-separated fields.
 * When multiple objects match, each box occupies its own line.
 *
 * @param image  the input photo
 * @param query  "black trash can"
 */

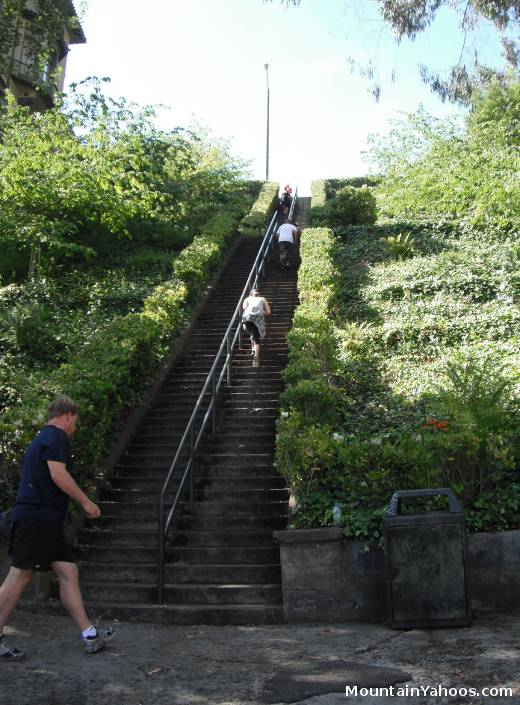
xmin=384 ymin=488 xmax=471 ymax=629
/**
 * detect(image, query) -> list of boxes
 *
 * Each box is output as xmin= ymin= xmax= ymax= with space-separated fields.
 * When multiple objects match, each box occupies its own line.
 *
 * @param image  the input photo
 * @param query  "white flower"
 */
xmin=333 ymin=432 xmax=344 ymax=442
xmin=370 ymin=436 xmax=382 ymax=446
xmin=281 ymin=411 xmax=289 ymax=419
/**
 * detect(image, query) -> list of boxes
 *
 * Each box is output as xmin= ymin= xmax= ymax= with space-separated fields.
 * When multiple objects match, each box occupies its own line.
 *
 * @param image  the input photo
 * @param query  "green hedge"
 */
xmin=310 ymin=180 xmax=327 ymax=208
xmin=309 ymin=186 xmax=377 ymax=229
xmin=325 ymin=176 xmax=381 ymax=199
xmin=0 ymin=184 xmax=276 ymax=505
xmin=311 ymin=178 xmax=381 ymax=209
xmin=276 ymin=228 xmax=352 ymax=527
xmin=239 ymin=181 xmax=279 ymax=237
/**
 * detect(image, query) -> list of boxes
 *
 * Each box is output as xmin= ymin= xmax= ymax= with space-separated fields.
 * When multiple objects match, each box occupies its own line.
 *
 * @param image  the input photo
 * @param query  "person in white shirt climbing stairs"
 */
xmin=275 ymin=221 xmax=300 ymax=270
xmin=241 ymin=288 xmax=271 ymax=362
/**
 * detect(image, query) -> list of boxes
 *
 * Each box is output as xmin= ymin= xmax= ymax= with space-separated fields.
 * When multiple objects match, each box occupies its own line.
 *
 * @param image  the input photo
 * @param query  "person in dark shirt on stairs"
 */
xmin=0 ymin=395 xmax=115 ymax=661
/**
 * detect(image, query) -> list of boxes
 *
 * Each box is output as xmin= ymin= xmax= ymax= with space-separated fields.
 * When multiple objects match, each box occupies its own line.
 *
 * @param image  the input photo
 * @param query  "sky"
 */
xmin=64 ymin=0 xmax=507 ymax=196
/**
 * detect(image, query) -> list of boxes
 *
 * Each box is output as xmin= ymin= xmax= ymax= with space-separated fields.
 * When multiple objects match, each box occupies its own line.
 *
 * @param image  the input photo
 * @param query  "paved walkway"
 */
xmin=2 ymin=608 xmax=519 ymax=704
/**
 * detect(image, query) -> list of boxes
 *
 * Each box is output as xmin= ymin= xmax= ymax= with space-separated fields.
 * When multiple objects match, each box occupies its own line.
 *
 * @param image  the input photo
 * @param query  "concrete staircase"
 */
xmin=77 ymin=199 xmax=310 ymax=624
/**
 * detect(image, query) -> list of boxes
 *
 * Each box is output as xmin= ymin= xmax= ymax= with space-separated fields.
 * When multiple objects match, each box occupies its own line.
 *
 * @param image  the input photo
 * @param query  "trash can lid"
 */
xmin=384 ymin=488 xmax=463 ymax=518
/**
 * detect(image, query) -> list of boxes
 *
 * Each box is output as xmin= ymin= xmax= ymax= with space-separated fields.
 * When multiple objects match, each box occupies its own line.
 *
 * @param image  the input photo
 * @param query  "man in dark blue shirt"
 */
xmin=0 ymin=395 xmax=115 ymax=661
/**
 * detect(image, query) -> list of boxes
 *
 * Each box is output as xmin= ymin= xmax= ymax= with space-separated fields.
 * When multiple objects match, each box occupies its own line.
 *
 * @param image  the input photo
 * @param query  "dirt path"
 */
xmin=2 ymin=608 xmax=519 ymax=705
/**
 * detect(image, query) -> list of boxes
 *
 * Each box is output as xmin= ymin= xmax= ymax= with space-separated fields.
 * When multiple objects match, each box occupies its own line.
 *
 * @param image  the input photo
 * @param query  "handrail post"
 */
xmin=227 ymin=333 xmax=232 ymax=386
xmin=158 ymin=501 xmax=165 ymax=603
xmin=211 ymin=371 xmax=217 ymax=433
xmin=189 ymin=425 xmax=195 ymax=502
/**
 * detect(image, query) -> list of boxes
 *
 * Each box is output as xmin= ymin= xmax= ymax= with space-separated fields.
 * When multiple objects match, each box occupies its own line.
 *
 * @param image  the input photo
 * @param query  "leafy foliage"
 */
xmin=368 ymin=83 xmax=520 ymax=235
xmin=309 ymin=186 xmax=377 ymax=229
xmin=278 ymin=0 xmax=520 ymax=103
xmin=381 ymin=233 xmax=416 ymax=260
xmin=278 ymin=85 xmax=520 ymax=538
xmin=0 ymin=187 xmax=266 ymax=505
xmin=325 ymin=176 xmax=382 ymax=198
xmin=0 ymin=78 xmax=249 ymax=277
xmin=379 ymin=0 xmax=520 ymax=103
xmin=0 ymin=80 xmax=269 ymax=507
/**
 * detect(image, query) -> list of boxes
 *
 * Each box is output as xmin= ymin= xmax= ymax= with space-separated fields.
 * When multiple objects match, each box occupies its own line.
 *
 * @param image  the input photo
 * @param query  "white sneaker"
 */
xmin=83 ymin=626 xmax=116 ymax=654
xmin=0 ymin=634 xmax=26 ymax=661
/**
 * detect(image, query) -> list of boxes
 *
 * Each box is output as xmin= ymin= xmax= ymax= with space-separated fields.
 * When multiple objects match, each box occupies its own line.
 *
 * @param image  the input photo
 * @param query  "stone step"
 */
xmin=208 ymin=409 xmax=278 ymax=419
xmin=164 ymin=369 xmax=284 ymax=379
xmin=99 ymin=486 xmax=287 ymax=503
xmin=82 ymin=601 xmax=284 ymax=625
xmin=137 ymin=425 xmax=277 ymax=440
xmin=111 ymin=475 xmax=286 ymax=491
xmin=142 ymin=409 xmax=278 ymax=425
xmin=78 ymin=528 xmax=279 ymax=548
xmin=123 ymin=448 xmax=274 ymax=465
xmin=150 ymin=385 xmax=283 ymax=400
xmin=179 ymin=500 xmax=288 ymax=517
xmin=150 ymin=399 xmax=212 ymax=410
xmin=77 ymin=544 xmax=280 ymax=564
xmin=87 ymin=513 xmax=287 ymax=532
xmin=81 ymin=581 xmax=282 ymax=605
xmin=129 ymin=437 xmax=274 ymax=452
xmin=78 ymin=561 xmax=281 ymax=584
xmin=198 ymin=452 xmax=275 ymax=466
xmin=96 ymin=499 xmax=287 ymax=517
xmin=195 ymin=488 xmax=289 ymax=503
xmin=172 ymin=363 xmax=284 ymax=373
xmin=113 ymin=463 xmax=278 ymax=479
xmin=199 ymin=438 xmax=276 ymax=451
xmin=118 ymin=448 xmax=189 ymax=460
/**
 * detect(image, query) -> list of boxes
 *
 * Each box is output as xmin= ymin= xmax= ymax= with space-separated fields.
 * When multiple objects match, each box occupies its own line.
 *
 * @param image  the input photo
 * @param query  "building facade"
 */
xmin=0 ymin=0 xmax=85 ymax=110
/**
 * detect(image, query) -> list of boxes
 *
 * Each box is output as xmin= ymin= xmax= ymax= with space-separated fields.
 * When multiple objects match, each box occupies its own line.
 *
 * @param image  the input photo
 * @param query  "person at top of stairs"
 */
xmin=242 ymin=288 xmax=271 ymax=362
xmin=0 ymin=395 xmax=115 ymax=661
xmin=280 ymin=184 xmax=293 ymax=215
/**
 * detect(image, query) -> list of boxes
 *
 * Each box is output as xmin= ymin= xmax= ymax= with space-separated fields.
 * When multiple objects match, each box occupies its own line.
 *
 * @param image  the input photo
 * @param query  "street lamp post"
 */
xmin=264 ymin=63 xmax=270 ymax=181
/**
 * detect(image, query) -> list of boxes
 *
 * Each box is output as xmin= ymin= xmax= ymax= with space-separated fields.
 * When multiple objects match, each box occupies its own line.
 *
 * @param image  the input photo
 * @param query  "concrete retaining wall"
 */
xmin=274 ymin=527 xmax=520 ymax=623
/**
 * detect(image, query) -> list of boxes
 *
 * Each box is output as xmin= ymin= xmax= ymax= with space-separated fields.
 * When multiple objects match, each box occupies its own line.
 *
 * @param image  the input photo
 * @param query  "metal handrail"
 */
xmin=157 ymin=189 xmax=298 ymax=602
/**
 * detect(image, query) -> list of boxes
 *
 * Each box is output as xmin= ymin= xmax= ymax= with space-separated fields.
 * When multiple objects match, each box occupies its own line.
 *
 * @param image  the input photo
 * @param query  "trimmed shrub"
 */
xmin=310 ymin=180 xmax=327 ymax=208
xmin=310 ymin=186 xmax=377 ymax=228
xmin=239 ymin=181 xmax=279 ymax=237
xmin=276 ymin=227 xmax=348 ymax=514
xmin=326 ymin=176 xmax=382 ymax=199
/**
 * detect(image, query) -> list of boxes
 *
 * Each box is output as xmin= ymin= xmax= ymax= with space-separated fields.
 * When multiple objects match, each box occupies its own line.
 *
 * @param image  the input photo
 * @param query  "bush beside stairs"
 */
xmin=77 ymin=199 xmax=311 ymax=624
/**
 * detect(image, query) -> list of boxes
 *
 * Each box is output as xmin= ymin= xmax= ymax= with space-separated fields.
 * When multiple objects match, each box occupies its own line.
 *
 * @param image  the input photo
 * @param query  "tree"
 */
xmin=0 ymin=77 xmax=250 ymax=280
xmin=378 ymin=0 xmax=520 ymax=103
xmin=273 ymin=0 xmax=520 ymax=104
xmin=366 ymin=81 xmax=520 ymax=232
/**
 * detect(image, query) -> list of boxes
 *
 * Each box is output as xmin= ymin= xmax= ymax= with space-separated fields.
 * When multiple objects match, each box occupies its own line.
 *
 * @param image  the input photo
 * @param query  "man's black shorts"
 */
xmin=243 ymin=321 xmax=260 ymax=343
xmin=10 ymin=519 xmax=76 ymax=571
